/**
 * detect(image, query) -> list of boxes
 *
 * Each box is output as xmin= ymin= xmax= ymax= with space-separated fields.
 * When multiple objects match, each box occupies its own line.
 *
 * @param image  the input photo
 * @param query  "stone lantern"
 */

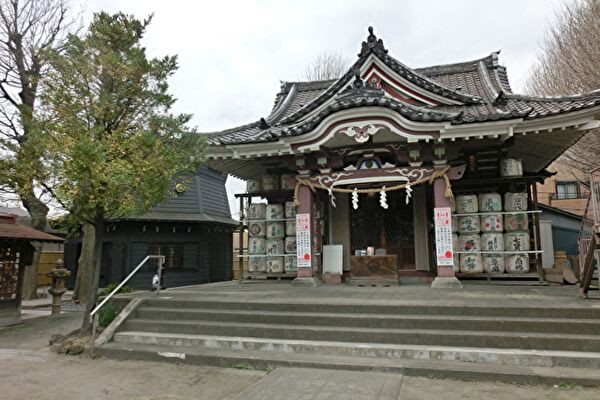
xmin=47 ymin=259 xmax=71 ymax=316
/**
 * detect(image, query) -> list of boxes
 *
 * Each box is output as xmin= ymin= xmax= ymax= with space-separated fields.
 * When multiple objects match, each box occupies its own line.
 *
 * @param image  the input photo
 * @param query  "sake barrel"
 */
xmin=481 ymin=214 xmax=503 ymax=232
xmin=267 ymin=257 xmax=285 ymax=273
xmin=504 ymin=231 xmax=530 ymax=251
xmin=456 ymin=194 xmax=478 ymax=214
xmin=284 ymin=256 xmax=298 ymax=273
xmin=286 ymin=220 xmax=296 ymax=236
xmin=266 ymin=222 xmax=285 ymax=239
xmin=285 ymin=201 xmax=296 ymax=218
xmin=506 ymin=253 xmax=529 ymax=273
xmin=479 ymin=193 xmax=502 ymax=212
xmin=247 ymin=203 xmax=266 ymax=220
xmin=451 ymin=216 xmax=458 ymax=233
xmin=504 ymin=213 xmax=529 ymax=232
xmin=483 ymin=254 xmax=505 ymax=274
xmin=248 ymin=237 xmax=266 ymax=254
xmin=248 ymin=256 xmax=267 ymax=273
xmin=285 ymin=236 xmax=297 ymax=253
xmin=481 ymin=233 xmax=504 ymax=251
xmin=261 ymin=175 xmax=280 ymax=191
xmin=452 ymin=233 xmax=459 ymax=272
xmin=266 ymin=204 xmax=284 ymax=220
xmin=458 ymin=233 xmax=481 ymax=252
xmin=248 ymin=221 xmax=266 ymax=237
xmin=266 ymin=238 xmax=284 ymax=255
xmin=246 ymin=179 xmax=261 ymax=193
xmin=458 ymin=215 xmax=480 ymax=233
xmin=500 ymin=158 xmax=523 ymax=177
xmin=280 ymin=174 xmax=297 ymax=190
xmin=460 ymin=254 xmax=483 ymax=273
xmin=504 ymin=192 xmax=528 ymax=212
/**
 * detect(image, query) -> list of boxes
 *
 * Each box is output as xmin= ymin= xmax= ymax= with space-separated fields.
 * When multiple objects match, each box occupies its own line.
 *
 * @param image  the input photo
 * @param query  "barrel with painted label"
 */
xmin=248 ymin=256 xmax=267 ymax=273
xmin=504 ymin=232 xmax=530 ymax=252
xmin=284 ymin=256 xmax=298 ymax=273
xmin=481 ymin=214 xmax=503 ymax=232
xmin=286 ymin=220 xmax=296 ymax=236
xmin=479 ymin=193 xmax=502 ymax=212
xmin=267 ymin=257 xmax=285 ymax=273
xmin=481 ymin=233 xmax=504 ymax=251
xmin=504 ymin=192 xmax=528 ymax=212
xmin=285 ymin=201 xmax=296 ymax=219
xmin=248 ymin=237 xmax=266 ymax=254
xmin=460 ymin=254 xmax=483 ymax=273
xmin=248 ymin=221 xmax=266 ymax=237
xmin=483 ymin=255 xmax=505 ymax=274
xmin=247 ymin=203 xmax=266 ymax=220
xmin=504 ymin=213 xmax=529 ymax=232
xmin=266 ymin=239 xmax=284 ymax=255
xmin=456 ymin=194 xmax=479 ymax=214
xmin=500 ymin=158 xmax=523 ymax=177
xmin=266 ymin=204 xmax=285 ymax=220
xmin=285 ymin=236 xmax=297 ymax=253
xmin=458 ymin=215 xmax=480 ymax=233
xmin=266 ymin=222 xmax=285 ymax=239
xmin=458 ymin=233 xmax=481 ymax=252
xmin=246 ymin=179 xmax=261 ymax=193
xmin=262 ymin=175 xmax=280 ymax=191
xmin=506 ymin=253 xmax=530 ymax=273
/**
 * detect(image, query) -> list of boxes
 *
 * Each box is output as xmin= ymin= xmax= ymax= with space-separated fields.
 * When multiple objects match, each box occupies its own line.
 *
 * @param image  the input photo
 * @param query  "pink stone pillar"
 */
xmin=291 ymin=184 xmax=320 ymax=286
xmin=431 ymin=170 xmax=462 ymax=288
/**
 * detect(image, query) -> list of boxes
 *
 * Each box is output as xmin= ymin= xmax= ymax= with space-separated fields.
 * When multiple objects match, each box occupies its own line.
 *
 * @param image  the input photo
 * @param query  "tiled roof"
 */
xmin=206 ymin=28 xmax=600 ymax=146
xmin=0 ymin=214 xmax=64 ymax=242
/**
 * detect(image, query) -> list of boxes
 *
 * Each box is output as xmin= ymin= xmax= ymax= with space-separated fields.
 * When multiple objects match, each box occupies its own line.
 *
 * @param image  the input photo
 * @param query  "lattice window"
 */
xmin=0 ymin=245 xmax=20 ymax=301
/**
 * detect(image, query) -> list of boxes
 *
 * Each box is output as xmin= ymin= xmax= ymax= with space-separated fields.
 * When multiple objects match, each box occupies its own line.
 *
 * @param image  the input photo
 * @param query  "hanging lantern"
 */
xmin=352 ymin=188 xmax=359 ymax=210
xmin=405 ymin=182 xmax=412 ymax=204
xmin=379 ymin=186 xmax=388 ymax=209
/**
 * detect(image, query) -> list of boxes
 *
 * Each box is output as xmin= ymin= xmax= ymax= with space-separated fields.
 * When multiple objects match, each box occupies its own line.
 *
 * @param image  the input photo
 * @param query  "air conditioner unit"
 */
xmin=323 ymin=245 xmax=343 ymax=275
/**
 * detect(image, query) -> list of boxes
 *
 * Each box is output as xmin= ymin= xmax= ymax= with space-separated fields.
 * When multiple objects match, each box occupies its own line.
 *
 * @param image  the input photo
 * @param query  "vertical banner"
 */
xmin=434 ymin=207 xmax=454 ymax=266
xmin=296 ymin=213 xmax=312 ymax=268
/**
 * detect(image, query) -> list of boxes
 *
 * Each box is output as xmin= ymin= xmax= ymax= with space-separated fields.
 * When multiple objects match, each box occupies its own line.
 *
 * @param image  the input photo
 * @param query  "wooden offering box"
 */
xmin=350 ymin=255 xmax=398 ymax=279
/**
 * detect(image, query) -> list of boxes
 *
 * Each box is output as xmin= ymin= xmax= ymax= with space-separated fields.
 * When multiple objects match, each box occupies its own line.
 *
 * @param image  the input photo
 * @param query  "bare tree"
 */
xmin=304 ymin=51 xmax=349 ymax=81
xmin=526 ymin=0 xmax=600 ymax=173
xmin=0 ymin=0 xmax=76 ymax=299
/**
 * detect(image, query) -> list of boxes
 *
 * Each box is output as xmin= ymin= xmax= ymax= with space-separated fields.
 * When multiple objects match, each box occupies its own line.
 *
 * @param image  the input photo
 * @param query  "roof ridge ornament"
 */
xmin=337 ymin=67 xmax=385 ymax=99
xmin=359 ymin=26 xmax=388 ymax=57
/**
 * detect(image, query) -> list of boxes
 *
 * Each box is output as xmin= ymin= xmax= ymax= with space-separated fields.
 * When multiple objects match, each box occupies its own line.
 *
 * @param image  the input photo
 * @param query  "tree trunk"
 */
xmin=73 ymin=223 xmax=96 ymax=302
xmin=81 ymin=214 xmax=104 ymax=334
xmin=20 ymin=189 xmax=50 ymax=300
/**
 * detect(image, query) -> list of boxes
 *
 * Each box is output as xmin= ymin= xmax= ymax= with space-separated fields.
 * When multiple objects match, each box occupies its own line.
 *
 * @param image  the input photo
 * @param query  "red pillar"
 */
xmin=431 ymin=171 xmax=462 ymax=288
xmin=292 ymin=184 xmax=320 ymax=286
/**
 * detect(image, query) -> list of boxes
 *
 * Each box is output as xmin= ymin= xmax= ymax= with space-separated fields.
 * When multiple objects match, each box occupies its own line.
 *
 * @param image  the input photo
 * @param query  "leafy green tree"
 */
xmin=38 ymin=12 xmax=205 ymax=332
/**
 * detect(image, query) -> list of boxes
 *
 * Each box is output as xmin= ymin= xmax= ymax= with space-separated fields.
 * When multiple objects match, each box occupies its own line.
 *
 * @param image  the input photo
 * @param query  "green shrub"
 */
xmin=97 ymin=301 xmax=119 ymax=327
xmin=97 ymin=283 xmax=132 ymax=298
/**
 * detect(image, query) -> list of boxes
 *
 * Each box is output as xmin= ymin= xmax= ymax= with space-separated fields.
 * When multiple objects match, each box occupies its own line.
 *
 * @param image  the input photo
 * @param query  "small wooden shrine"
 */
xmin=0 ymin=213 xmax=63 ymax=326
xmin=205 ymin=27 xmax=600 ymax=286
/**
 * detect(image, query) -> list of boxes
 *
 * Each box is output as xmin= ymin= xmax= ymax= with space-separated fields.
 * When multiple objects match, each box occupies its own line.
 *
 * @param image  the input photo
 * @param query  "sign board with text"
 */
xmin=434 ymin=207 xmax=454 ymax=267
xmin=296 ymin=213 xmax=312 ymax=268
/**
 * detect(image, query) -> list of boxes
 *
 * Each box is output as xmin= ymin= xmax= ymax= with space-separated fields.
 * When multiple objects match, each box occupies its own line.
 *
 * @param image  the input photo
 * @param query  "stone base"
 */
xmin=430 ymin=276 xmax=463 ymax=289
xmin=291 ymin=277 xmax=321 ymax=287
xmin=322 ymin=273 xmax=342 ymax=284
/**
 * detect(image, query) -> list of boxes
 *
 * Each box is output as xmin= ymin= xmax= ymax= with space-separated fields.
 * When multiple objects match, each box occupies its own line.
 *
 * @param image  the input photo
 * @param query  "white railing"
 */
xmin=89 ymin=255 xmax=165 ymax=355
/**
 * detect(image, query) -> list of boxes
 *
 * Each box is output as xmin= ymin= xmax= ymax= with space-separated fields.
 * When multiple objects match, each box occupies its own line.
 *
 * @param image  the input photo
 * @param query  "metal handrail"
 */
xmin=90 ymin=254 xmax=165 ymax=356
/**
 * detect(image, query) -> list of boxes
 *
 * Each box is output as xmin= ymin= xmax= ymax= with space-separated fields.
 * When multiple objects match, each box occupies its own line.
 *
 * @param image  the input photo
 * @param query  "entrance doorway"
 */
xmin=349 ymin=191 xmax=415 ymax=276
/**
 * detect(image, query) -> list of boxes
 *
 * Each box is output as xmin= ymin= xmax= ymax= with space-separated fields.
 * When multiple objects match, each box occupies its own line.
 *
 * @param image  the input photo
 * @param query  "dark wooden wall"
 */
xmin=63 ymin=221 xmax=233 ymax=290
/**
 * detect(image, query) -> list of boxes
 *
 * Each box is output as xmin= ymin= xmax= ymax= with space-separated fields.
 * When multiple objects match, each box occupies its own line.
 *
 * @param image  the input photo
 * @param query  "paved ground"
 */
xmin=1 ymin=289 xmax=600 ymax=399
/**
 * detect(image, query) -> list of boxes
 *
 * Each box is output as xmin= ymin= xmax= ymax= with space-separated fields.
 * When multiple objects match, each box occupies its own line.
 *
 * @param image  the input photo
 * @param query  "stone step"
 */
xmin=113 ymin=331 xmax=600 ymax=368
xmin=123 ymin=318 xmax=600 ymax=352
xmin=140 ymin=298 xmax=600 ymax=319
xmin=134 ymin=307 xmax=600 ymax=335
xmin=96 ymin=341 xmax=600 ymax=386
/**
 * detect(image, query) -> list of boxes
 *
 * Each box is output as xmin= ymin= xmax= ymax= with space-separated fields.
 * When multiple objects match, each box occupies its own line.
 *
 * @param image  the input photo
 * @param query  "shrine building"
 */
xmin=205 ymin=27 xmax=600 ymax=287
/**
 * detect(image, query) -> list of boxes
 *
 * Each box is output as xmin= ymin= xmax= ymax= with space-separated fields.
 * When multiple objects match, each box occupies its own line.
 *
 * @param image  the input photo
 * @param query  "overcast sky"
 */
xmin=74 ymin=0 xmax=574 ymax=217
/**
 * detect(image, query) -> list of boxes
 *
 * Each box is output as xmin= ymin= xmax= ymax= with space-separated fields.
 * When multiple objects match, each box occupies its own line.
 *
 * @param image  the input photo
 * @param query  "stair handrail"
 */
xmin=89 ymin=254 xmax=165 ymax=356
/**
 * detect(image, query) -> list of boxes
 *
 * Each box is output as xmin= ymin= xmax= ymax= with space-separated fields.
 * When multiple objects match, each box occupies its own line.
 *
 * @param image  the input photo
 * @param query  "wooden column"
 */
xmin=292 ymin=184 xmax=320 ymax=286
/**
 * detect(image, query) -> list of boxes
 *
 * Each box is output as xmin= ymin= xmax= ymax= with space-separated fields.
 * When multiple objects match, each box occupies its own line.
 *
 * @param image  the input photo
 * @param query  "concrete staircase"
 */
xmin=96 ymin=297 xmax=600 ymax=384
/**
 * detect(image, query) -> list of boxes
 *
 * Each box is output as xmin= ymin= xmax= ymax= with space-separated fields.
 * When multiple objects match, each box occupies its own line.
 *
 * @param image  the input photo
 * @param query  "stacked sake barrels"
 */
xmin=266 ymin=204 xmax=285 ymax=273
xmin=247 ymin=203 xmax=267 ymax=273
xmin=479 ymin=193 xmax=504 ymax=273
xmin=504 ymin=192 xmax=530 ymax=273
xmin=284 ymin=201 xmax=298 ymax=273
xmin=456 ymin=194 xmax=483 ymax=273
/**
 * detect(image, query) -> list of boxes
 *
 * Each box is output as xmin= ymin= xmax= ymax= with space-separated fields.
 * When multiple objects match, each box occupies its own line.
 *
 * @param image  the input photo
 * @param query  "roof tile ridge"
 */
xmin=503 ymin=90 xmax=600 ymax=102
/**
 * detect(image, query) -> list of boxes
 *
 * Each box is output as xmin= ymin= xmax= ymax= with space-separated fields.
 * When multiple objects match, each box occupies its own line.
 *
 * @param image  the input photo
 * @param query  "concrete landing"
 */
xmin=234 ymin=368 xmax=402 ymax=400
